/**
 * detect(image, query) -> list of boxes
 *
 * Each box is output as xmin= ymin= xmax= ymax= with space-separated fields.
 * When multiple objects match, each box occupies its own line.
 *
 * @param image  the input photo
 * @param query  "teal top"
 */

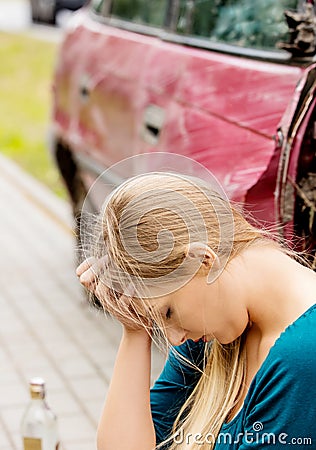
xmin=150 ymin=304 xmax=316 ymax=449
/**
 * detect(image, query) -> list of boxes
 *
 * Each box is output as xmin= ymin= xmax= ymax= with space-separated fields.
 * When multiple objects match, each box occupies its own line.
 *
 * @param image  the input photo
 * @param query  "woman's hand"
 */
xmin=76 ymin=256 xmax=106 ymax=294
xmin=76 ymin=257 xmax=152 ymax=333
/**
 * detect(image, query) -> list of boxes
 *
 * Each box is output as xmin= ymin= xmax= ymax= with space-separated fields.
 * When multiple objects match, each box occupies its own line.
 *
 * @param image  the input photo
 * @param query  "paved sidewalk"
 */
xmin=0 ymin=155 xmax=164 ymax=450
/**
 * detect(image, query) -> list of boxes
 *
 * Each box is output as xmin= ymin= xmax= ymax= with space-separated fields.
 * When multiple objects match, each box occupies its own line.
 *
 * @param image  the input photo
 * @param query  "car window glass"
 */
xmin=176 ymin=0 xmax=298 ymax=50
xmin=110 ymin=0 xmax=169 ymax=27
xmin=91 ymin=0 xmax=105 ymax=14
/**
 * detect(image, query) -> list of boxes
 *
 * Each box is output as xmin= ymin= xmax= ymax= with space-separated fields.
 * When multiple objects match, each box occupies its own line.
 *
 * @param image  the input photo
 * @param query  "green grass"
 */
xmin=0 ymin=32 xmax=66 ymax=197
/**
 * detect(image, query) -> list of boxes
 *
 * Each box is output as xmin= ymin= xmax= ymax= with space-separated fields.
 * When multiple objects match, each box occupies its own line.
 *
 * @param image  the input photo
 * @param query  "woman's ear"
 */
xmin=186 ymin=242 xmax=218 ymax=270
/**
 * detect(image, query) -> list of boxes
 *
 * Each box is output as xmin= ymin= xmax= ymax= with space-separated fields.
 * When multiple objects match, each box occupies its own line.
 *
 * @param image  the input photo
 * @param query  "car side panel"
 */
xmin=156 ymin=102 xmax=273 ymax=202
xmin=175 ymin=51 xmax=302 ymax=137
xmin=53 ymin=17 xmax=189 ymax=167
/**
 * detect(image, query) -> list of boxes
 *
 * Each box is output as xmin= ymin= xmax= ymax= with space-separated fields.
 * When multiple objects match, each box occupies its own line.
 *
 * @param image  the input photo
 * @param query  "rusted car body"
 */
xmin=51 ymin=0 xmax=316 ymax=261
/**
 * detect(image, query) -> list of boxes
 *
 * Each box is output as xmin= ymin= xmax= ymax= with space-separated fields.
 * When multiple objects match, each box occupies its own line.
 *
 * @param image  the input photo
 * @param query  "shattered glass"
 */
xmin=176 ymin=0 xmax=299 ymax=50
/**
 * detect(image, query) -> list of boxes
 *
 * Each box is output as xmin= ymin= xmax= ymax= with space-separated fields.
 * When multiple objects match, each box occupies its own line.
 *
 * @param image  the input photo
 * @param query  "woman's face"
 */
xmin=146 ymin=272 xmax=248 ymax=346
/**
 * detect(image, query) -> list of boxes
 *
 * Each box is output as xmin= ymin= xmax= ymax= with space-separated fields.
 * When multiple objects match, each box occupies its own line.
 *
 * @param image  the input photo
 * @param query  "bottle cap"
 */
xmin=29 ymin=377 xmax=45 ymax=399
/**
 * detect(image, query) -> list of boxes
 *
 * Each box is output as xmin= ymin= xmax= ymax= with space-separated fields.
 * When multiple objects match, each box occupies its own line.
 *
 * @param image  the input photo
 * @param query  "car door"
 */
xmin=53 ymin=0 xmax=191 ymax=205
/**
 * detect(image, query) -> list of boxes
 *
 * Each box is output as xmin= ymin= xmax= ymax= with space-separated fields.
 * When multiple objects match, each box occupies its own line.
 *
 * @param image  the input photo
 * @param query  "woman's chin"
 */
xmin=214 ymin=333 xmax=237 ymax=345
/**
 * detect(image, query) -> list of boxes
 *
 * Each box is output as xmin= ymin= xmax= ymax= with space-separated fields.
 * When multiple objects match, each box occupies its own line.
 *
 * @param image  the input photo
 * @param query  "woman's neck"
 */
xmin=226 ymin=247 xmax=316 ymax=423
xmin=237 ymin=245 xmax=316 ymax=368
xmin=246 ymin=248 xmax=315 ymax=332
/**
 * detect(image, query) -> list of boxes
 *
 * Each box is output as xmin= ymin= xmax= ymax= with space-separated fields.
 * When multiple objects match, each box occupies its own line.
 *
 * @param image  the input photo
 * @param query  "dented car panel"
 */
xmin=51 ymin=2 xmax=316 ymax=257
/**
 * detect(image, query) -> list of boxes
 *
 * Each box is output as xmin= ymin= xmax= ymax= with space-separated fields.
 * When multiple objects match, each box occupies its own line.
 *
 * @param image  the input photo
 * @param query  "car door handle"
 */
xmin=141 ymin=105 xmax=165 ymax=145
xmin=145 ymin=123 xmax=161 ymax=137
xmin=79 ymin=81 xmax=90 ymax=101
xmin=79 ymin=72 xmax=109 ymax=101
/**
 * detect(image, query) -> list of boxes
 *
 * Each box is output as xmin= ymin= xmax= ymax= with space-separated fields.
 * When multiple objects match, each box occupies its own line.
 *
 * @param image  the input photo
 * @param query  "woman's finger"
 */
xmin=79 ymin=266 xmax=100 ymax=286
xmin=76 ymin=257 xmax=97 ymax=277
xmin=76 ymin=255 xmax=109 ymax=277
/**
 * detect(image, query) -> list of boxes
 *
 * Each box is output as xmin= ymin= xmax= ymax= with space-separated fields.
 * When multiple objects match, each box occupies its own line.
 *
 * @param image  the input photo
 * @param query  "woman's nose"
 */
xmin=166 ymin=327 xmax=187 ymax=346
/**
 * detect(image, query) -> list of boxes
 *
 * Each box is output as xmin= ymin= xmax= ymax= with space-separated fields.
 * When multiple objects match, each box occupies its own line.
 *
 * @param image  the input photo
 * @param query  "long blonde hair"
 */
xmin=83 ymin=172 xmax=273 ymax=449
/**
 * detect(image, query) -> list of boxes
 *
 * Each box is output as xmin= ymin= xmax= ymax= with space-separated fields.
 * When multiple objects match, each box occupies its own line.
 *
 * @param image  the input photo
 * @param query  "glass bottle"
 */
xmin=21 ymin=377 xmax=60 ymax=450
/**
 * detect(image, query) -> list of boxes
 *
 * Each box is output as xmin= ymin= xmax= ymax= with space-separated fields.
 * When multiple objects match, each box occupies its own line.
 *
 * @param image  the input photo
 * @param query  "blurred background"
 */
xmin=0 ymin=0 xmax=67 ymax=198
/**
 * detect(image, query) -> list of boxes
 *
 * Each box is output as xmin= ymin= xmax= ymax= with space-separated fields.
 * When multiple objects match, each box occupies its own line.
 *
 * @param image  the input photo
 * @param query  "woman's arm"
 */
xmin=97 ymin=327 xmax=155 ymax=450
xmin=77 ymin=258 xmax=156 ymax=450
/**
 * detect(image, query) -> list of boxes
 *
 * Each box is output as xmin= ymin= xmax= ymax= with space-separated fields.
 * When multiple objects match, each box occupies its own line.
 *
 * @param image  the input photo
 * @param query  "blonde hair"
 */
xmin=83 ymin=172 xmax=274 ymax=449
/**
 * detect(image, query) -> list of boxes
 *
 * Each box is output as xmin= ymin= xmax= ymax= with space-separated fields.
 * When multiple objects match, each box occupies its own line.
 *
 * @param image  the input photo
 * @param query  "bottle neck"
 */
xmin=30 ymin=391 xmax=45 ymax=401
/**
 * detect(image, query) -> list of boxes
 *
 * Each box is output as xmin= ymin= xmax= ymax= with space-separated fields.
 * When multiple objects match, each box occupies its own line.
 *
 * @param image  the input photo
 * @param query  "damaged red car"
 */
xmin=51 ymin=0 xmax=316 ymax=264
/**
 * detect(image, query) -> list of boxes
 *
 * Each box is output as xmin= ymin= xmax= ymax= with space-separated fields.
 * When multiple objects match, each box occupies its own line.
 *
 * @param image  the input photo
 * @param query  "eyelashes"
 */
xmin=166 ymin=307 xmax=172 ymax=320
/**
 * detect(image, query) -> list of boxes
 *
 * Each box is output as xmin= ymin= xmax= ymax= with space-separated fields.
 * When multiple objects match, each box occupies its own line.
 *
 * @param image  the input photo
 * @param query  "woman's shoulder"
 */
xmin=273 ymin=302 xmax=316 ymax=358
xmin=256 ymin=303 xmax=316 ymax=385
xmin=240 ymin=304 xmax=316 ymax=443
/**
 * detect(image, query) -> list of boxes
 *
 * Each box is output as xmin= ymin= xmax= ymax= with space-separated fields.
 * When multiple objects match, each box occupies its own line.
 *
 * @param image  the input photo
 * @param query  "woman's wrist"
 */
xmin=122 ymin=325 xmax=152 ymax=344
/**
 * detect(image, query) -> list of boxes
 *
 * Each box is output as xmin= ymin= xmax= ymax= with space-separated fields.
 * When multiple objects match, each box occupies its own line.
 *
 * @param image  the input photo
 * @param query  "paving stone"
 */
xmin=0 ymin=382 xmax=29 ymax=409
xmin=84 ymin=398 xmax=105 ymax=426
xmin=70 ymin=375 xmax=108 ymax=402
xmin=57 ymin=415 xmax=96 ymax=442
xmin=47 ymin=390 xmax=83 ymax=416
xmin=57 ymin=354 xmax=98 ymax=378
xmin=62 ymin=440 xmax=97 ymax=450
xmin=0 ymin=427 xmax=11 ymax=447
xmin=0 ymin=368 xmax=21 ymax=386
xmin=6 ymin=433 xmax=21 ymax=450
xmin=1 ymin=405 xmax=26 ymax=436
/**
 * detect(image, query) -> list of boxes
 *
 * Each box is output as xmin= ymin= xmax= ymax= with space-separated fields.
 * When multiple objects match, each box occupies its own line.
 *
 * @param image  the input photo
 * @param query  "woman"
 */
xmin=77 ymin=172 xmax=316 ymax=450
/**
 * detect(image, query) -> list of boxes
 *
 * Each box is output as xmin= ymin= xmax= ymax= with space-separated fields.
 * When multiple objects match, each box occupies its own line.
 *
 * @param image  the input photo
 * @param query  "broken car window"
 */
xmin=176 ymin=0 xmax=299 ymax=50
